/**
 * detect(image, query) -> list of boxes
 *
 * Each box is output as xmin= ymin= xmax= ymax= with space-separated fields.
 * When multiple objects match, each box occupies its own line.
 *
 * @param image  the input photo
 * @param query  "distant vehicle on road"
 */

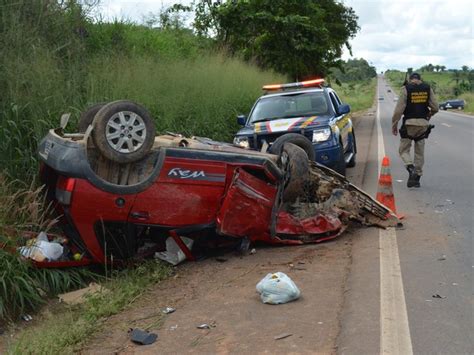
xmin=439 ymin=99 xmax=465 ymax=110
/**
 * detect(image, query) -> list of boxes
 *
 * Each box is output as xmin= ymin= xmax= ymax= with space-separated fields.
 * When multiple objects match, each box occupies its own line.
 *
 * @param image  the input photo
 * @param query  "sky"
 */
xmin=95 ymin=0 xmax=474 ymax=72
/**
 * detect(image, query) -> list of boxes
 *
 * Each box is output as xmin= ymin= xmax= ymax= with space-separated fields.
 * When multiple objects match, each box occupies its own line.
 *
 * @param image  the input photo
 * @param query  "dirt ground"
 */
xmin=81 ymin=238 xmax=353 ymax=354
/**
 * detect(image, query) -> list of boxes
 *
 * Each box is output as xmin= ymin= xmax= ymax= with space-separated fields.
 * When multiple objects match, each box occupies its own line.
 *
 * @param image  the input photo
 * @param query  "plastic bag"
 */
xmin=154 ymin=237 xmax=193 ymax=265
xmin=19 ymin=232 xmax=64 ymax=262
xmin=256 ymin=272 xmax=301 ymax=304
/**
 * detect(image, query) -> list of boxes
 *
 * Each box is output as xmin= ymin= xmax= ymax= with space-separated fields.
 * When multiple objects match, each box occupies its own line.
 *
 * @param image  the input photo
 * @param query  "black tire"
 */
xmin=279 ymin=143 xmax=310 ymax=203
xmin=78 ymin=102 xmax=106 ymax=133
xmin=92 ymin=100 xmax=156 ymax=163
xmin=269 ymin=133 xmax=316 ymax=161
xmin=346 ymin=131 xmax=356 ymax=168
xmin=334 ymin=141 xmax=346 ymax=176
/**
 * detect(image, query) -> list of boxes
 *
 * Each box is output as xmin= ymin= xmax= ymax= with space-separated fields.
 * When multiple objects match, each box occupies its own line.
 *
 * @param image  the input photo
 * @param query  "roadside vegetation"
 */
xmin=329 ymin=58 xmax=377 ymax=112
xmin=8 ymin=261 xmax=171 ymax=354
xmin=385 ymin=68 xmax=474 ymax=113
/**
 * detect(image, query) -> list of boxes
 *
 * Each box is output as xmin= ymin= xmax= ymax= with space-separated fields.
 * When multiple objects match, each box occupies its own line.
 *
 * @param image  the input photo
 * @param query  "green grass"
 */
xmin=8 ymin=260 xmax=172 ymax=355
xmin=332 ymin=78 xmax=377 ymax=113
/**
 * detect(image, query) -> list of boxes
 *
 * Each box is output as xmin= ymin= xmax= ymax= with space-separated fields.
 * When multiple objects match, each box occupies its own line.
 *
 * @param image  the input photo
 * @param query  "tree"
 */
xmin=330 ymin=58 xmax=376 ymax=83
xmin=193 ymin=0 xmax=359 ymax=79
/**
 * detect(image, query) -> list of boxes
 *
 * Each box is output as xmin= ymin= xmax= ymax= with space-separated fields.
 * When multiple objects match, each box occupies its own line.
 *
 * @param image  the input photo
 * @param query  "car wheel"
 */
xmin=346 ymin=132 xmax=356 ymax=168
xmin=269 ymin=133 xmax=316 ymax=161
xmin=92 ymin=100 xmax=156 ymax=163
xmin=458 ymin=106 xmax=463 ymax=110
xmin=78 ymin=102 xmax=106 ymax=133
xmin=335 ymin=141 xmax=346 ymax=176
xmin=279 ymin=143 xmax=310 ymax=203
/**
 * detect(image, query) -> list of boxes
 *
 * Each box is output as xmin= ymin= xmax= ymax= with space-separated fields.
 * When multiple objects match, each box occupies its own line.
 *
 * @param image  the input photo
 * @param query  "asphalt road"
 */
xmin=338 ymin=76 xmax=473 ymax=354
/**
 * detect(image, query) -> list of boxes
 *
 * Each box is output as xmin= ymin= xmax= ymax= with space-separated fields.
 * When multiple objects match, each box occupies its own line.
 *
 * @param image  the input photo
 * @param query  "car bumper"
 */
xmin=313 ymin=143 xmax=340 ymax=169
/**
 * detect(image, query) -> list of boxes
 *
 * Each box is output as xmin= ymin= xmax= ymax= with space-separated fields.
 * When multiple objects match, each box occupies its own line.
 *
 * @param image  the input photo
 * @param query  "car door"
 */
xmin=128 ymin=149 xmax=228 ymax=227
xmin=329 ymin=92 xmax=350 ymax=151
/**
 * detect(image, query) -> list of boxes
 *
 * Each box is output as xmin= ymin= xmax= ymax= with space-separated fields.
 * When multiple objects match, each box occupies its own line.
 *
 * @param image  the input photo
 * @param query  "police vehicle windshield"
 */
xmin=249 ymin=91 xmax=329 ymax=124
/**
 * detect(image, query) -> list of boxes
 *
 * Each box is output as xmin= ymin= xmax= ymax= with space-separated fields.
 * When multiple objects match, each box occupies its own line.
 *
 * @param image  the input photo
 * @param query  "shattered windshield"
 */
xmin=249 ymin=91 xmax=329 ymax=124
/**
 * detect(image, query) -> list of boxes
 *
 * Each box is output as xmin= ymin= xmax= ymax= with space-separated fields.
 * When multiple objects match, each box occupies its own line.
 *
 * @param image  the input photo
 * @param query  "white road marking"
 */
xmin=441 ymin=123 xmax=452 ymax=128
xmin=377 ymin=79 xmax=413 ymax=355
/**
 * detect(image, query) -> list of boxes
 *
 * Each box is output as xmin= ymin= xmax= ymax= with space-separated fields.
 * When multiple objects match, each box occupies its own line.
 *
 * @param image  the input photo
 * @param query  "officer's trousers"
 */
xmin=399 ymin=125 xmax=427 ymax=176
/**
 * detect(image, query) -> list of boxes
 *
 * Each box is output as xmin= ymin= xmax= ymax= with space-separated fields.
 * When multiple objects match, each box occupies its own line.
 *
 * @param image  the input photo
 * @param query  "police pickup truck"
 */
xmin=233 ymin=79 xmax=356 ymax=175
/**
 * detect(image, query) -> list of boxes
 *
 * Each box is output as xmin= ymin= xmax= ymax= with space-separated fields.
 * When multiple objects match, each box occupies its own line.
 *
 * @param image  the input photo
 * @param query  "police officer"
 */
xmin=392 ymin=72 xmax=438 ymax=187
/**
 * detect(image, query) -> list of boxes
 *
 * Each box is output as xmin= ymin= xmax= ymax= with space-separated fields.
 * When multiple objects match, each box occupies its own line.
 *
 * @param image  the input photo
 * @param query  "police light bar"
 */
xmin=262 ymin=78 xmax=325 ymax=91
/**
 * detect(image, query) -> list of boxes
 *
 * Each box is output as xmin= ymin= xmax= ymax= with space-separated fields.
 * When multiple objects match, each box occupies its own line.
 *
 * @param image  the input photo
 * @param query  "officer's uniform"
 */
xmin=392 ymin=75 xmax=438 ymax=186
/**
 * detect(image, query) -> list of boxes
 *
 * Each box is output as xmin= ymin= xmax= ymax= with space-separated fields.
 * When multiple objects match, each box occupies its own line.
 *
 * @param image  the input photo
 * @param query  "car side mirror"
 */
xmin=338 ymin=104 xmax=351 ymax=115
xmin=237 ymin=114 xmax=247 ymax=126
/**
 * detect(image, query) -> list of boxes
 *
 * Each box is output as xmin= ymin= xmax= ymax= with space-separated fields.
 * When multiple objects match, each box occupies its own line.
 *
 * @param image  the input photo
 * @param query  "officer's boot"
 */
xmin=406 ymin=164 xmax=417 ymax=188
xmin=413 ymin=174 xmax=421 ymax=188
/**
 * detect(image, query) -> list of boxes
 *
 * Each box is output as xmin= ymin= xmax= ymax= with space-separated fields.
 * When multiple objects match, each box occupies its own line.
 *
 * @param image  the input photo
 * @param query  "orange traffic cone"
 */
xmin=376 ymin=156 xmax=404 ymax=219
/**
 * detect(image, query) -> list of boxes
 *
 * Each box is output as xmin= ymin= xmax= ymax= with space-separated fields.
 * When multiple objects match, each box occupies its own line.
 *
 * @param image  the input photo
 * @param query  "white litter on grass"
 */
xmin=19 ymin=232 xmax=63 ymax=262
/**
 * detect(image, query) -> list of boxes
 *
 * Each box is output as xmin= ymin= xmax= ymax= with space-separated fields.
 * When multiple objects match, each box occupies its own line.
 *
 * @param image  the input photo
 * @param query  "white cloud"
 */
xmin=342 ymin=0 xmax=474 ymax=71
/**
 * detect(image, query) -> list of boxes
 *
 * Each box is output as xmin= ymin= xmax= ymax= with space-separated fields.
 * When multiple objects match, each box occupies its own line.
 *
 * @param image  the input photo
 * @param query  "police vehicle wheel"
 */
xmin=78 ymin=102 xmax=106 ymax=133
xmin=335 ymin=142 xmax=346 ymax=176
xmin=346 ymin=132 xmax=356 ymax=168
xmin=92 ymin=100 xmax=156 ymax=163
xmin=269 ymin=133 xmax=315 ymax=161
xmin=279 ymin=143 xmax=310 ymax=203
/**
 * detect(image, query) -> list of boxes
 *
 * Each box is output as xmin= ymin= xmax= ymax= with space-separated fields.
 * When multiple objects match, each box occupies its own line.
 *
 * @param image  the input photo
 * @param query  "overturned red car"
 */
xmin=37 ymin=101 xmax=397 ymax=267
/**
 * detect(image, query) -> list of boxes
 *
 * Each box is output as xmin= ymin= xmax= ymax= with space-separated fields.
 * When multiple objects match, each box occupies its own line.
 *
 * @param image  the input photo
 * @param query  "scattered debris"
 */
xmin=452 ymin=283 xmax=458 ymax=286
xmin=256 ymin=272 xmax=301 ymax=304
xmin=21 ymin=314 xmax=33 ymax=322
xmin=129 ymin=328 xmax=158 ymax=345
xmin=297 ymin=261 xmax=305 ymax=265
xmin=215 ymin=256 xmax=228 ymax=263
xmin=432 ymin=294 xmax=446 ymax=299
xmin=396 ymin=179 xmax=403 ymax=183
xmin=18 ymin=232 xmax=64 ymax=262
xmin=170 ymin=325 xmax=178 ymax=331
xmin=317 ymin=322 xmax=323 ymax=325
xmin=250 ymin=248 xmax=257 ymax=255
xmin=162 ymin=307 xmax=176 ymax=314
xmin=58 ymin=283 xmax=104 ymax=305
xmin=274 ymin=333 xmax=293 ymax=340
xmin=438 ymin=255 xmax=447 ymax=261
xmin=197 ymin=321 xmax=216 ymax=330
xmin=155 ymin=237 xmax=194 ymax=265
